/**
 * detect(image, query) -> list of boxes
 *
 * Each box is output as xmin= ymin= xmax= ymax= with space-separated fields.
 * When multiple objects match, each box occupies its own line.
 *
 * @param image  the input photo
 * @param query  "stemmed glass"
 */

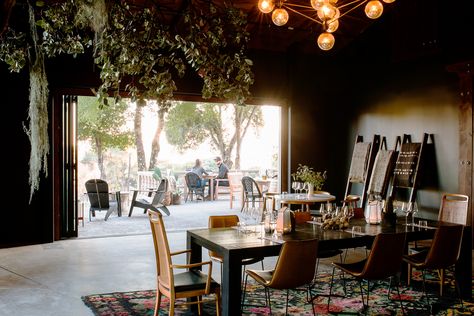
xmin=411 ymin=202 xmax=419 ymax=226
xmin=401 ymin=202 xmax=412 ymax=225
xmin=291 ymin=181 xmax=299 ymax=194
xmin=303 ymin=182 xmax=309 ymax=195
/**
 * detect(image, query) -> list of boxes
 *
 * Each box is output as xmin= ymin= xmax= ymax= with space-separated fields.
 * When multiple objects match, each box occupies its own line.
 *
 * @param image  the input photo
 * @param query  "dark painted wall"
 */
xmin=1 ymin=0 xmax=473 ymax=247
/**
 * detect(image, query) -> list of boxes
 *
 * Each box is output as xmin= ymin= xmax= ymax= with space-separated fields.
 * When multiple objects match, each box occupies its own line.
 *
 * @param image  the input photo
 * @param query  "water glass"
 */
xmin=419 ymin=220 xmax=428 ymax=228
xmin=352 ymin=226 xmax=362 ymax=236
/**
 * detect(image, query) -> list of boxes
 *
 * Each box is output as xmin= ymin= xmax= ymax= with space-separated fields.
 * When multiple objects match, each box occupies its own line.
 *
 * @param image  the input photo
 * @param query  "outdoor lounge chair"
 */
xmin=85 ymin=179 xmax=120 ymax=221
xmin=128 ymin=178 xmax=170 ymax=217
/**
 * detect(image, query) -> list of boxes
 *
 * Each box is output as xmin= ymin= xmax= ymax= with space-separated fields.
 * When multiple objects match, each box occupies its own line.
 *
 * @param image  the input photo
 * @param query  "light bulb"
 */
xmin=272 ymin=8 xmax=289 ymax=26
xmin=365 ymin=0 xmax=384 ymax=19
xmin=382 ymin=0 xmax=395 ymax=3
xmin=258 ymin=0 xmax=275 ymax=14
xmin=326 ymin=19 xmax=339 ymax=33
xmin=317 ymin=32 xmax=335 ymax=50
xmin=310 ymin=0 xmax=326 ymax=10
xmin=317 ymin=3 xmax=337 ymax=21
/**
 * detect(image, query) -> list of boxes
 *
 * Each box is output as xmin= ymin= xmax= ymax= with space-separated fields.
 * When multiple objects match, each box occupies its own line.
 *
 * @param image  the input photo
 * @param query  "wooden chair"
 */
xmin=128 ymin=178 xmax=170 ymax=217
xmin=85 ymin=179 xmax=120 ymax=221
xmin=404 ymin=224 xmax=464 ymax=300
xmin=328 ymin=232 xmax=406 ymax=314
xmin=411 ymin=193 xmax=468 ymax=253
xmin=208 ymin=215 xmax=264 ymax=281
xmin=148 ymin=210 xmax=221 ymax=316
xmin=242 ymin=239 xmax=319 ymax=315
xmin=227 ymin=172 xmax=243 ymax=209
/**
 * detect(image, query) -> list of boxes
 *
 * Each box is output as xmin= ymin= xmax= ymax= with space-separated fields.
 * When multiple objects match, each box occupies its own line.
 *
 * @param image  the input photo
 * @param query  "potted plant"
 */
xmin=172 ymin=188 xmax=183 ymax=205
xmin=292 ymin=164 xmax=327 ymax=195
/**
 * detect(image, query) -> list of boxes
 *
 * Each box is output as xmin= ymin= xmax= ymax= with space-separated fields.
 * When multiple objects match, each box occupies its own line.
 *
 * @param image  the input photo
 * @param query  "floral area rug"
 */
xmin=82 ymin=271 xmax=473 ymax=315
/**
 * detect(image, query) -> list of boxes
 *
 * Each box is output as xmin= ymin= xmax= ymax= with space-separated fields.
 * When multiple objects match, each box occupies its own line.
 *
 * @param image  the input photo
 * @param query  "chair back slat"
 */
xmin=361 ymin=232 xmax=406 ymax=280
xmin=269 ymin=239 xmax=318 ymax=289
xmin=438 ymin=193 xmax=469 ymax=225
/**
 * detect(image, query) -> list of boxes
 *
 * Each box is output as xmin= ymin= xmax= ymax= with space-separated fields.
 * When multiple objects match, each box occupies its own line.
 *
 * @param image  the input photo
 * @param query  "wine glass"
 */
xmin=401 ymin=202 xmax=412 ymax=225
xmin=411 ymin=202 xmax=419 ymax=226
xmin=303 ymin=182 xmax=309 ymax=195
xmin=291 ymin=181 xmax=299 ymax=194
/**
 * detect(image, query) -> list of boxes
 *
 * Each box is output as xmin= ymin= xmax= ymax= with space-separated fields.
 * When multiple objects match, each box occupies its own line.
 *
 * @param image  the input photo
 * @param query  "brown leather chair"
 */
xmin=149 ymin=210 xmax=221 ymax=316
xmin=242 ymin=239 xmax=319 ymax=315
xmin=208 ymin=215 xmax=264 ymax=281
xmin=403 ymin=224 xmax=464 ymax=299
xmin=328 ymin=232 xmax=406 ymax=314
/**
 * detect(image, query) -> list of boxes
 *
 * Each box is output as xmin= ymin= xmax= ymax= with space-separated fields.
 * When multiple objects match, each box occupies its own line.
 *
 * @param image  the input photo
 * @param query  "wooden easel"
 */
xmin=389 ymin=133 xmax=434 ymax=203
xmin=366 ymin=136 xmax=397 ymax=201
xmin=344 ymin=134 xmax=381 ymax=209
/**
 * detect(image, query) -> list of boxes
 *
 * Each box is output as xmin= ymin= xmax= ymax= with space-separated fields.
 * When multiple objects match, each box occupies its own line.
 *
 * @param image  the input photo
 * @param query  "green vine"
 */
xmin=0 ymin=0 xmax=254 ymax=200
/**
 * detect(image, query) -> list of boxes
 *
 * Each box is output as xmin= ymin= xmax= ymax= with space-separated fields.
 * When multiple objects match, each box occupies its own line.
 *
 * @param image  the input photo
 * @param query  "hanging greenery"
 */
xmin=0 ymin=0 xmax=254 ymax=201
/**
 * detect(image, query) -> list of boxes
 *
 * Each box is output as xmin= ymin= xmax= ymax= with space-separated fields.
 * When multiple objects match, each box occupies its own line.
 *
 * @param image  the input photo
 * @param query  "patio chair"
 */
xmin=228 ymin=172 xmax=243 ymax=209
xmin=128 ymin=178 xmax=170 ymax=217
xmin=184 ymin=172 xmax=206 ymax=202
xmin=85 ymin=179 xmax=120 ymax=221
xmin=241 ymin=176 xmax=266 ymax=216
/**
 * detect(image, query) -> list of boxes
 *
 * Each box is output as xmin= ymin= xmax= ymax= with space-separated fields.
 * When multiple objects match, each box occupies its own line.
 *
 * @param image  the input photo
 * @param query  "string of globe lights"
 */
xmin=257 ymin=0 xmax=396 ymax=51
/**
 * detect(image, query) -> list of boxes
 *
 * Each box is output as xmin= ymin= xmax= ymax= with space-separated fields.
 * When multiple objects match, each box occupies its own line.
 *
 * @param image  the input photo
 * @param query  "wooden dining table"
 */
xmin=187 ymin=218 xmax=472 ymax=316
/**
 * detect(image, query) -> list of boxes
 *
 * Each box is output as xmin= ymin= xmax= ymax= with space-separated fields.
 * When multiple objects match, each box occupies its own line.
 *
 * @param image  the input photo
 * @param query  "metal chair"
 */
xmin=128 ymin=178 xmax=170 ymax=216
xmin=242 ymin=239 xmax=319 ymax=315
xmin=328 ymin=232 xmax=406 ymax=314
xmin=184 ymin=172 xmax=206 ymax=202
xmin=85 ymin=179 xmax=120 ymax=221
xmin=241 ymin=176 xmax=265 ymax=216
xmin=148 ymin=210 xmax=221 ymax=316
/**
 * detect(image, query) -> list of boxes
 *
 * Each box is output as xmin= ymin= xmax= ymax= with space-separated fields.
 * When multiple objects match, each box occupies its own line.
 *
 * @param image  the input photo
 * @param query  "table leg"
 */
xmin=222 ymin=251 xmax=242 ymax=316
xmin=456 ymin=226 xmax=472 ymax=299
xmin=210 ymin=179 xmax=214 ymax=201
xmin=187 ymin=234 xmax=203 ymax=312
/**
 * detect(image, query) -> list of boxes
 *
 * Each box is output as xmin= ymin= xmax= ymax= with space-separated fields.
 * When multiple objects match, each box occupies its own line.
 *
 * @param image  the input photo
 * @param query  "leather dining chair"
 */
xmin=208 ymin=215 xmax=264 ymax=281
xmin=242 ymin=239 xmax=319 ymax=315
xmin=328 ymin=232 xmax=406 ymax=314
xmin=403 ymin=224 xmax=464 ymax=302
xmin=148 ymin=210 xmax=221 ymax=316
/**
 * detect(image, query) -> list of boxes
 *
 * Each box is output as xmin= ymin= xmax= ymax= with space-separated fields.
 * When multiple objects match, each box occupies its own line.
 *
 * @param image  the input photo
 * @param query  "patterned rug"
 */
xmin=82 ymin=271 xmax=473 ymax=315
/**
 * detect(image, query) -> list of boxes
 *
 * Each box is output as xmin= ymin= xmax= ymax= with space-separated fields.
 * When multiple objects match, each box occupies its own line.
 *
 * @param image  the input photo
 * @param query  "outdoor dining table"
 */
xmin=187 ymin=218 xmax=472 ymax=316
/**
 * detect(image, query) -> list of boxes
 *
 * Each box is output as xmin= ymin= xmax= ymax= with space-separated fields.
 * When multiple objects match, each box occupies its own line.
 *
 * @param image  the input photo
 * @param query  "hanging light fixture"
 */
xmin=257 ymin=0 xmax=396 ymax=51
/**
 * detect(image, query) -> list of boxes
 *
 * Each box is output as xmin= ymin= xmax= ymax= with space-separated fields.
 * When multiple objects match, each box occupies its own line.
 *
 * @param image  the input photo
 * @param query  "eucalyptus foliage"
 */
xmin=0 ymin=0 xmax=254 ymax=200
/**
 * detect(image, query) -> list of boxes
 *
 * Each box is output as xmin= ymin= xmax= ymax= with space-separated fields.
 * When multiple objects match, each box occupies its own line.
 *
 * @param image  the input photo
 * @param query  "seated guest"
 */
xmin=213 ymin=156 xmax=229 ymax=199
xmin=192 ymin=159 xmax=208 ymax=177
xmin=191 ymin=159 xmax=208 ymax=190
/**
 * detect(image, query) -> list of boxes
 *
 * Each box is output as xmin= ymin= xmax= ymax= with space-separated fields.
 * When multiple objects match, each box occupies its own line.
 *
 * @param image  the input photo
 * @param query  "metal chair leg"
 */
xmin=327 ymin=266 xmax=336 ymax=312
xmin=395 ymin=282 xmax=405 ymax=315
xmin=285 ymin=289 xmax=290 ymax=315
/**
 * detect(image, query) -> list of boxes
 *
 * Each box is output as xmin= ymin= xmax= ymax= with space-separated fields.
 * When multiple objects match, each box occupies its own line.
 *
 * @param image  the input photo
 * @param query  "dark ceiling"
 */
xmin=1 ymin=0 xmax=395 ymax=55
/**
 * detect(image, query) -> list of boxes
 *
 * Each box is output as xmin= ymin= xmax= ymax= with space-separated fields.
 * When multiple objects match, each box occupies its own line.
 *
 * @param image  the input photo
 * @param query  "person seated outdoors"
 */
xmin=191 ymin=159 xmax=208 ymax=189
xmin=213 ymin=156 xmax=229 ymax=199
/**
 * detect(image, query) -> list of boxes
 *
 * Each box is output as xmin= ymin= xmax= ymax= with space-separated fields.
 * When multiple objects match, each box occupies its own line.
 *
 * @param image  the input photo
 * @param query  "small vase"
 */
xmin=307 ymin=183 xmax=314 ymax=195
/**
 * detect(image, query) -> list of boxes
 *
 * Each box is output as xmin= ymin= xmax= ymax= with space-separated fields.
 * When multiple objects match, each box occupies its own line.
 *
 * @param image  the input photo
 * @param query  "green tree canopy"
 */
xmin=165 ymin=102 xmax=263 ymax=169
xmin=78 ymin=96 xmax=134 ymax=179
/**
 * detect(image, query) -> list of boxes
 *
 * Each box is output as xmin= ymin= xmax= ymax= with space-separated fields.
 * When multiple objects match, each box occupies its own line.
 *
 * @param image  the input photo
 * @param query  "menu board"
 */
xmin=393 ymin=142 xmax=421 ymax=188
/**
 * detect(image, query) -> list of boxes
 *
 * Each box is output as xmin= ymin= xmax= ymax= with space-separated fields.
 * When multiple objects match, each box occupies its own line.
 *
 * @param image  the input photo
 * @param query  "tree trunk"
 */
xmin=95 ymin=136 xmax=106 ymax=180
xmin=134 ymin=103 xmax=146 ymax=171
xmin=234 ymin=107 xmax=242 ymax=169
xmin=149 ymin=107 xmax=165 ymax=170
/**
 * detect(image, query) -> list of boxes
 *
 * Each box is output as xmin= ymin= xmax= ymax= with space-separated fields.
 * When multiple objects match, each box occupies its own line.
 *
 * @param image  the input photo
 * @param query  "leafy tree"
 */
xmin=165 ymin=102 xmax=263 ymax=169
xmin=77 ymin=96 xmax=134 ymax=180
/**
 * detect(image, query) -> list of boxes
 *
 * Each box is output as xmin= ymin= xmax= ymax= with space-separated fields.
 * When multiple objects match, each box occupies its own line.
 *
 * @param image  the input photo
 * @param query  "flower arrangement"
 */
xmin=292 ymin=164 xmax=327 ymax=190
